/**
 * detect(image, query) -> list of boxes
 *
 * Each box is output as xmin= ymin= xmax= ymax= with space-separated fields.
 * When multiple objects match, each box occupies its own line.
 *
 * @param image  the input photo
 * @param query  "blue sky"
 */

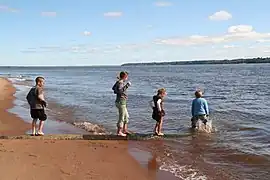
xmin=1 ymin=0 xmax=270 ymax=66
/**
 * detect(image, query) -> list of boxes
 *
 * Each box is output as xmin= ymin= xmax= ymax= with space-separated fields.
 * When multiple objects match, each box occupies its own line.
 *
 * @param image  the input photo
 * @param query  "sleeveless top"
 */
xmin=153 ymin=95 xmax=164 ymax=112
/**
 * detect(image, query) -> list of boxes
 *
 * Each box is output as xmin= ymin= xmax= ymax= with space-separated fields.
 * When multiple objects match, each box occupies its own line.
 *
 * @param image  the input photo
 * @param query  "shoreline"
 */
xmin=0 ymin=78 xmax=30 ymax=136
xmin=0 ymin=139 xmax=152 ymax=180
xmin=9 ymin=80 xmax=92 ymax=135
xmin=0 ymin=77 xmax=171 ymax=180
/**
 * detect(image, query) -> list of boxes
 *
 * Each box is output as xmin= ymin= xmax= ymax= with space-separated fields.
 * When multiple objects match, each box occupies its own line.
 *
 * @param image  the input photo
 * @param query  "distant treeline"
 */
xmin=121 ymin=57 xmax=270 ymax=66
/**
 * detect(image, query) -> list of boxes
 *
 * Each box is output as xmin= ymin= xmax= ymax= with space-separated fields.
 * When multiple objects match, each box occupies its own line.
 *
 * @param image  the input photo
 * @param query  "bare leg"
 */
xmin=154 ymin=122 xmax=159 ymax=134
xmin=116 ymin=104 xmax=126 ymax=136
xmin=158 ymin=117 xmax=164 ymax=135
xmin=37 ymin=121 xmax=45 ymax=135
xmin=31 ymin=119 xmax=37 ymax=135
xmin=122 ymin=106 xmax=129 ymax=134
xmin=117 ymin=126 xmax=126 ymax=136
xmin=117 ymin=126 xmax=121 ymax=134
xmin=191 ymin=117 xmax=198 ymax=128
xmin=123 ymin=123 xmax=128 ymax=134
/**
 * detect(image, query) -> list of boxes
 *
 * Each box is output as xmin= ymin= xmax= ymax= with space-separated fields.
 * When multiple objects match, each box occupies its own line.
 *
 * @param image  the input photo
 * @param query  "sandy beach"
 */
xmin=0 ymin=78 xmax=30 ymax=136
xmin=0 ymin=78 xmax=151 ymax=180
xmin=0 ymin=140 xmax=151 ymax=180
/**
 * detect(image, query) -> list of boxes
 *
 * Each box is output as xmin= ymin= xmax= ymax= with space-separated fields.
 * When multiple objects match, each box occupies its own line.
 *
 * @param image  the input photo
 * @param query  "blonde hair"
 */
xmin=157 ymin=88 xmax=166 ymax=95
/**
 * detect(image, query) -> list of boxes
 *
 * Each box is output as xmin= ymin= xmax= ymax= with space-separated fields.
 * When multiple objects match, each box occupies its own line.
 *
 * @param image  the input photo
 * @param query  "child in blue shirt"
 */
xmin=191 ymin=90 xmax=209 ymax=128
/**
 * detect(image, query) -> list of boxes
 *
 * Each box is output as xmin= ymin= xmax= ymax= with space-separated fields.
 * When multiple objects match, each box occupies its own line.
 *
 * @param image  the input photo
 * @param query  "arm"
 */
xmin=36 ymin=87 xmax=47 ymax=107
xmin=191 ymin=100 xmax=195 ymax=116
xmin=117 ymin=82 xmax=130 ymax=94
xmin=204 ymin=100 xmax=209 ymax=115
xmin=157 ymin=99 xmax=162 ymax=112
xmin=36 ymin=87 xmax=45 ymax=101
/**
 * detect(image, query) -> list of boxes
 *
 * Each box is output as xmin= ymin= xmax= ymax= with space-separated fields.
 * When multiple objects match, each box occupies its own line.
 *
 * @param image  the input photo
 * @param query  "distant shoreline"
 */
xmin=121 ymin=57 xmax=270 ymax=66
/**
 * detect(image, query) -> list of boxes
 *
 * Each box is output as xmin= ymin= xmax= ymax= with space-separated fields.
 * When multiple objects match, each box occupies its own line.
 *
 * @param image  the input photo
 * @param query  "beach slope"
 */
xmin=0 ymin=78 xmax=150 ymax=180
xmin=0 ymin=140 xmax=150 ymax=180
xmin=0 ymin=78 xmax=30 ymax=135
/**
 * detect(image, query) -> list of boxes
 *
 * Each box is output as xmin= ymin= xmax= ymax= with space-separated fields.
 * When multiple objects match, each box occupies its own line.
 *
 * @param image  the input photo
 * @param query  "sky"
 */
xmin=1 ymin=0 xmax=270 ymax=66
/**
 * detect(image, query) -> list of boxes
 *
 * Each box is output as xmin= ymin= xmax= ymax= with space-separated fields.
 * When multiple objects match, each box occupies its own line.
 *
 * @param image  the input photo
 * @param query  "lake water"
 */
xmin=1 ymin=64 xmax=270 ymax=180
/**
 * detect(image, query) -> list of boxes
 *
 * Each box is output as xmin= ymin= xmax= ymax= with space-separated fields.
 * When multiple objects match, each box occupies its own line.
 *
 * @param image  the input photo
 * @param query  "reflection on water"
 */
xmin=148 ymin=154 xmax=159 ymax=171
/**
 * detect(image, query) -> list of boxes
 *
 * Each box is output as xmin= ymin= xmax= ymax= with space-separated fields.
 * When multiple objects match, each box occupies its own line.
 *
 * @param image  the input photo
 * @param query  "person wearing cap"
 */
xmin=191 ymin=89 xmax=209 ymax=128
xmin=112 ymin=71 xmax=131 ymax=136
xmin=150 ymin=88 xmax=167 ymax=136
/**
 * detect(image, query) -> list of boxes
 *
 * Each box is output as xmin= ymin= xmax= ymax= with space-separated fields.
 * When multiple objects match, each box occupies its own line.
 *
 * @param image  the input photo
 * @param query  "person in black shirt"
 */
xmin=150 ymin=88 xmax=167 ymax=136
xmin=26 ymin=76 xmax=47 ymax=136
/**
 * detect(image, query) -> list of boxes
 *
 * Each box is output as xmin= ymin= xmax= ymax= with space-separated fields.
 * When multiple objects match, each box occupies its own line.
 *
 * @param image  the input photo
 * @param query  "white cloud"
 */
xmin=0 ymin=5 xmax=19 ymax=13
xmin=103 ymin=12 xmax=122 ymax=17
xmin=41 ymin=11 xmax=57 ymax=17
xmin=256 ymin=39 xmax=270 ymax=43
xmin=228 ymin=25 xmax=252 ymax=33
xmin=20 ymin=22 xmax=270 ymax=65
xmin=39 ymin=45 xmax=61 ymax=50
xmin=83 ymin=31 xmax=91 ymax=36
xmin=209 ymin=10 xmax=232 ymax=21
xmin=21 ymin=41 xmax=270 ymax=65
xmin=154 ymin=1 xmax=172 ymax=7
xmin=154 ymin=25 xmax=270 ymax=46
xmin=223 ymin=45 xmax=238 ymax=48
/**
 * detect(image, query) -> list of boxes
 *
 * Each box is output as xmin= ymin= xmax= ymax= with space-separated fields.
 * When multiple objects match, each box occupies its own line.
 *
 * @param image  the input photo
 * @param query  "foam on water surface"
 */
xmin=73 ymin=122 xmax=108 ymax=135
xmin=196 ymin=119 xmax=214 ymax=134
xmin=159 ymin=162 xmax=208 ymax=180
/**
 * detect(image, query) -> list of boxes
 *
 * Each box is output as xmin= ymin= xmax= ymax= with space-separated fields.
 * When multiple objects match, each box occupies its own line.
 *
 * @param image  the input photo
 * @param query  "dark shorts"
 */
xmin=152 ymin=110 xmax=165 ymax=122
xmin=30 ymin=109 xmax=47 ymax=121
xmin=191 ymin=115 xmax=207 ymax=128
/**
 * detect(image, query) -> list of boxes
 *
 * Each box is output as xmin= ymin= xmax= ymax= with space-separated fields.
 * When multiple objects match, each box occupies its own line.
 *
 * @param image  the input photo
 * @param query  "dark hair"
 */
xmin=119 ymin=71 xmax=128 ymax=79
xmin=35 ymin=76 xmax=45 ymax=84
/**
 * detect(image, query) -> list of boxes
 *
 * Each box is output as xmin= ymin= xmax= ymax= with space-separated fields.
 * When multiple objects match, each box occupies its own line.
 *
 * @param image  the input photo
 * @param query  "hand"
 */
xmin=127 ymin=82 xmax=131 ymax=86
xmin=42 ymin=101 xmax=47 ymax=107
xmin=162 ymin=110 xmax=166 ymax=116
xmin=159 ymin=110 xmax=165 ymax=116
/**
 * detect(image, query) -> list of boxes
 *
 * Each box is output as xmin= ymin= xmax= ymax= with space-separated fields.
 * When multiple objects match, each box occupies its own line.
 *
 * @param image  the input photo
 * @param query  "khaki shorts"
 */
xmin=115 ymin=102 xmax=129 ymax=128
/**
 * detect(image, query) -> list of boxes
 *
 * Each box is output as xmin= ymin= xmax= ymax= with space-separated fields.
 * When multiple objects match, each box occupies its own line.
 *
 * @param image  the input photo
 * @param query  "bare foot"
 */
xmin=117 ymin=132 xmax=127 ymax=137
xmin=123 ymin=130 xmax=132 ymax=135
xmin=37 ymin=131 xmax=44 ymax=136
xmin=31 ymin=130 xmax=36 ymax=136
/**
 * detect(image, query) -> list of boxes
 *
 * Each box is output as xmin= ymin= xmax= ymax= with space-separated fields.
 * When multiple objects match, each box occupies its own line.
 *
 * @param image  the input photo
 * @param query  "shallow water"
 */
xmin=1 ymin=64 xmax=270 ymax=179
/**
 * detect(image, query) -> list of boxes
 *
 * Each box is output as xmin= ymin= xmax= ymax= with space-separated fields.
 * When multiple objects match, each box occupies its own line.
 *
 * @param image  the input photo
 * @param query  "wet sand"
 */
xmin=0 ymin=78 xmax=152 ymax=180
xmin=0 ymin=140 xmax=151 ymax=180
xmin=0 ymin=78 xmax=30 ymax=135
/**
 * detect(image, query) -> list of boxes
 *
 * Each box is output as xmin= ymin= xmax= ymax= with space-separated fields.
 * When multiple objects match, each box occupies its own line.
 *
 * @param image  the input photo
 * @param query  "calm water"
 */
xmin=1 ymin=64 xmax=270 ymax=179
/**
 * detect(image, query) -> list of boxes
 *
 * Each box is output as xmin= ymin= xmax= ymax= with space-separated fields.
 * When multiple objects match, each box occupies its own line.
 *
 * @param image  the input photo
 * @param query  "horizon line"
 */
xmin=0 ymin=56 xmax=269 ymax=67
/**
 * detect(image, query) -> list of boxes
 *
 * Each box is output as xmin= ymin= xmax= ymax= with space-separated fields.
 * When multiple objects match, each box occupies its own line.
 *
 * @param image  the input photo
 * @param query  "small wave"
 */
xmin=159 ymin=162 xmax=207 ymax=180
xmin=8 ymin=75 xmax=32 ymax=83
xmin=238 ymin=127 xmax=259 ymax=131
xmin=72 ymin=122 xmax=108 ymax=135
